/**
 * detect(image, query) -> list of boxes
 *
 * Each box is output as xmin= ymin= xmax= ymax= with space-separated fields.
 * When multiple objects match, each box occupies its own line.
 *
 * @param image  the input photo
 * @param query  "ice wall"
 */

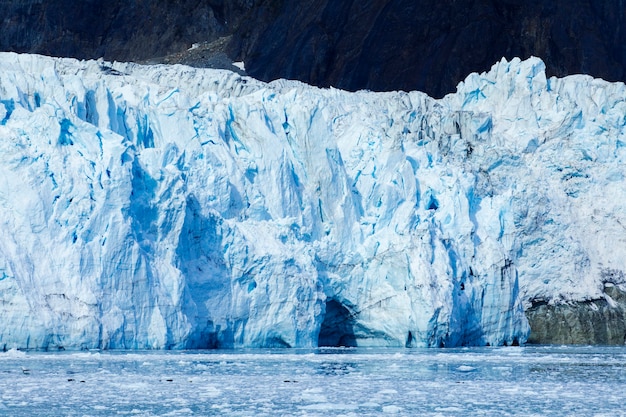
xmin=1 ymin=53 xmax=623 ymax=349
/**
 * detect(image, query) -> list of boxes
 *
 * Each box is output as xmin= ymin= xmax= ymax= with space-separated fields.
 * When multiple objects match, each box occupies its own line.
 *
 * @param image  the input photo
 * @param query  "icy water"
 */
xmin=0 ymin=346 xmax=624 ymax=416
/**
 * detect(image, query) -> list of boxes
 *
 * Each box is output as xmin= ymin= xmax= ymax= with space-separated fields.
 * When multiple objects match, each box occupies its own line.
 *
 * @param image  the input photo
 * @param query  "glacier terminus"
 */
xmin=0 ymin=53 xmax=625 ymax=349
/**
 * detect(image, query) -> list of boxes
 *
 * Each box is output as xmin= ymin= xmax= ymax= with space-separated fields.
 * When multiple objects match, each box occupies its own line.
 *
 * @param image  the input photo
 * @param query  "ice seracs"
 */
xmin=0 ymin=53 xmax=624 ymax=349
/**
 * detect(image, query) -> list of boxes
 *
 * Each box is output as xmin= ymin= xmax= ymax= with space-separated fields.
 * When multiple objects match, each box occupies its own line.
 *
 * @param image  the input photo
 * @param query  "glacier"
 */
xmin=0 ymin=53 xmax=625 ymax=349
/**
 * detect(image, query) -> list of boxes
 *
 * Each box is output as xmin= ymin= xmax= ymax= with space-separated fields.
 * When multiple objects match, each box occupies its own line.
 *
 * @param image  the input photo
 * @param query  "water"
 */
xmin=0 ymin=346 xmax=625 ymax=416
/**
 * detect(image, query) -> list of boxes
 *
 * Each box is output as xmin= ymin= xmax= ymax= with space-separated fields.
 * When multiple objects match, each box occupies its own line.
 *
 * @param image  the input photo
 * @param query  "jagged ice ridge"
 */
xmin=0 ymin=53 xmax=624 ymax=349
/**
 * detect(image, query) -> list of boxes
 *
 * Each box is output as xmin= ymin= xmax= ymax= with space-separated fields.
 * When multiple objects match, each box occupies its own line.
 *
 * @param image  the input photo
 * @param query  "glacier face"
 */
xmin=0 ymin=53 xmax=624 ymax=349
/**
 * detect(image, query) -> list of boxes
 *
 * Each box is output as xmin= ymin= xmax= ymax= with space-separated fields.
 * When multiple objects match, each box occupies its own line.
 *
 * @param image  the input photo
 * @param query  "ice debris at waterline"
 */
xmin=1 ymin=53 xmax=625 ymax=350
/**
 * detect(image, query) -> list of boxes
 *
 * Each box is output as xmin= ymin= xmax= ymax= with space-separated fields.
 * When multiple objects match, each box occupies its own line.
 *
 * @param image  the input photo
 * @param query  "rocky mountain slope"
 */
xmin=1 ymin=0 xmax=625 ymax=97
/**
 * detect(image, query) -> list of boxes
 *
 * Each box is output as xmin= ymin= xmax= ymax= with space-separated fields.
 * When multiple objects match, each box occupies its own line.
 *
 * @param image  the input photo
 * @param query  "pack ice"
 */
xmin=0 ymin=53 xmax=624 ymax=349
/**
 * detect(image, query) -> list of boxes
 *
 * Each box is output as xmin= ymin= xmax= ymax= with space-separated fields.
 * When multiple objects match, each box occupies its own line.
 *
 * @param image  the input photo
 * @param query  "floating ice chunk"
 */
xmin=299 ymin=403 xmax=358 ymax=411
xmin=2 ymin=349 xmax=25 ymax=357
xmin=382 ymin=405 xmax=403 ymax=414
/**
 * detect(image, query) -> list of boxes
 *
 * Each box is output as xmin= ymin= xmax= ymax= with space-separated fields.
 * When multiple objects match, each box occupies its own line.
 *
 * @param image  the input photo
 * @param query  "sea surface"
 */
xmin=0 ymin=345 xmax=624 ymax=416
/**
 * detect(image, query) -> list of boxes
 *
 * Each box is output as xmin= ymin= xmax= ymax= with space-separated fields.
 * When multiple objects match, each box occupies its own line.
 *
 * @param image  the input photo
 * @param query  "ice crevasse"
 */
xmin=0 ymin=53 xmax=624 ymax=349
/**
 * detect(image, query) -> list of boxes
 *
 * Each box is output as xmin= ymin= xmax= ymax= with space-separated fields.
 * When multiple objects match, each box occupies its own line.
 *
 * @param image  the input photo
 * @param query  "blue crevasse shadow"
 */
xmin=58 ymin=118 xmax=74 ymax=145
xmin=0 ymin=99 xmax=15 ymax=125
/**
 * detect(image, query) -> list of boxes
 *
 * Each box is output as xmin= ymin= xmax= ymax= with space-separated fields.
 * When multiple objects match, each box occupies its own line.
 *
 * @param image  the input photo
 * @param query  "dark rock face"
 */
xmin=237 ymin=0 xmax=626 ymax=97
xmin=526 ymin=285 xmax=626 ymax=345
xmin=0 ymin=0 xmax=233 ymax=61
xmin=2 ymin=0 xmax=626 ymax=97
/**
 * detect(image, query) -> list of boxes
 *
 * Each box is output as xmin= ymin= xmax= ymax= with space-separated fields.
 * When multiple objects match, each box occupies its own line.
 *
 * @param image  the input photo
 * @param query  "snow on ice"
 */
xmin=0 ymin=52 xmax=624 ymax=349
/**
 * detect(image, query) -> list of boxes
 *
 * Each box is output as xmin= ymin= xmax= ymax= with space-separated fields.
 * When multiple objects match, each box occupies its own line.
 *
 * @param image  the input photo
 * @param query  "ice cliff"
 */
xmin=0 ymin=53 xmax=624 ymax=349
